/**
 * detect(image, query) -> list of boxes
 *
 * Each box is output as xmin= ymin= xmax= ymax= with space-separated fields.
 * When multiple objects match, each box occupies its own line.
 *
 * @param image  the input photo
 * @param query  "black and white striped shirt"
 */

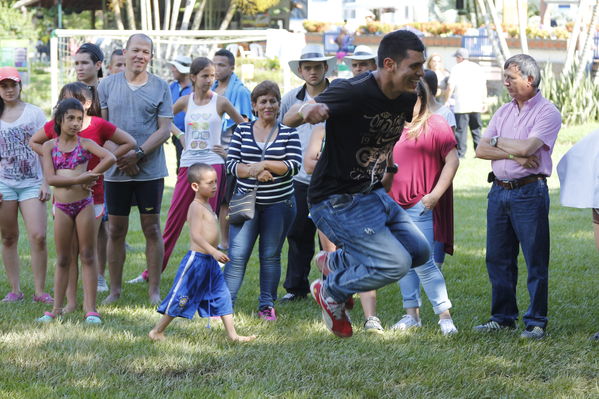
xmin=226 ymin=122 xmax=302 ymax=205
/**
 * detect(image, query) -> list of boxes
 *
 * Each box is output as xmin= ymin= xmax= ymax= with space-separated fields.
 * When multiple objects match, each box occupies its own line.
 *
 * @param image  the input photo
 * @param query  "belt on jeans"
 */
xmin=494 ymin=174 xmax=546 ymax=190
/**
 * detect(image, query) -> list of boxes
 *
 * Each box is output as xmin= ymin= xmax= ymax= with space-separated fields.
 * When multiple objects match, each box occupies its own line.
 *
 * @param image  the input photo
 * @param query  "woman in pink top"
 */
xmin=384 ymin=79 xmax=460 ymax=335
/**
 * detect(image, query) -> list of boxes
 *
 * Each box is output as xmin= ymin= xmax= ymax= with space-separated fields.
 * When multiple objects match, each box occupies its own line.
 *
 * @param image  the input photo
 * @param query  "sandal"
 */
xmin=37 ymin=311 xmax=57 ymax=323
xmin=84 ymin=312 xmax=102 ymax=324
xmin=33 ymin=293 xmax=54 ymax=304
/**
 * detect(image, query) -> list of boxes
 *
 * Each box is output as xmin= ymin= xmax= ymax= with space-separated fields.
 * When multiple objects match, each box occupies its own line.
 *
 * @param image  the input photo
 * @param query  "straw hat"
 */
xmin=343 ymin=45 xmax=377 ymax=66
xmin=288 ymin=44 xmax=336 ymax=79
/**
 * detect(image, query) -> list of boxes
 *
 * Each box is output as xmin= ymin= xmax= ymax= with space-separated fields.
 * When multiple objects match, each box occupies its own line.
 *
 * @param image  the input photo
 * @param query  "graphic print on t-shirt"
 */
xmin=188 ymin=112 xmax=212 ymax=150
xmin=351 ymin=111 xmax=407 ymax=185
xmin=0 ymin=124 xmax=38 ymax=181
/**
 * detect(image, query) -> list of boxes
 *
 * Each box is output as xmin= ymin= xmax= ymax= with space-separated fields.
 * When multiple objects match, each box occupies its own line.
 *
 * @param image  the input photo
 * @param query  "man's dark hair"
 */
xmin=214 ymin=49 xmax=235 ymax=66
xmin=109 ymin=49 xmax=123 ymax=62
xmin=377 ymin=30 xmax=425 ymax=68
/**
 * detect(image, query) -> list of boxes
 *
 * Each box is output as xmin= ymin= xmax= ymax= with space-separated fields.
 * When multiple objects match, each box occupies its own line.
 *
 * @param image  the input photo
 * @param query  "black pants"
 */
xmin=172 ymin=136 xmax=183 ymax=172
xmin=283 ymin=180 xmax=316 ymax=296
xmin=455 ymin=112 xmax=482 ymax=158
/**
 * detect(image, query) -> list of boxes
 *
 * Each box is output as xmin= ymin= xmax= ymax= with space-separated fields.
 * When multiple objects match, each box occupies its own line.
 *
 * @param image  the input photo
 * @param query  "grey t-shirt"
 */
xmin=98 ymin=72 xmax=173 ymax=181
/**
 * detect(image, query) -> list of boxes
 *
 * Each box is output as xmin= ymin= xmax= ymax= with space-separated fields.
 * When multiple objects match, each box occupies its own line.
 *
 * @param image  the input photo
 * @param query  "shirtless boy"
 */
xmin=149 ymin=163 xmax=256 ymax=342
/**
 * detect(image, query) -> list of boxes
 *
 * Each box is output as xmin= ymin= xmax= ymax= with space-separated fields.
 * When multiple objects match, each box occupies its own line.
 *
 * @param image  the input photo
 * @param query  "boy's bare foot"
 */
xmin=148 ymin=329 xmax=166 ymax=341
xmin=149 ymin=293 xmax=161 ymax=305
xmin=102 ymin=294 xmax=120 ymax=305
xmin=228 ymin=334 xmax=257 ymax=342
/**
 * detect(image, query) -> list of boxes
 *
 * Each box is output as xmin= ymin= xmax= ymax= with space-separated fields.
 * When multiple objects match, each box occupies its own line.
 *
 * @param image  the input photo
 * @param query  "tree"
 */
xmin=573 ymin=0 xmax=599 ymax=91
xmin=110 ymin=0 xmax=125 ymax=30
xmin=0 ymin=1 xmax=37 ymax=42
xmin=219 ymin=0 xmax=281 ymax=30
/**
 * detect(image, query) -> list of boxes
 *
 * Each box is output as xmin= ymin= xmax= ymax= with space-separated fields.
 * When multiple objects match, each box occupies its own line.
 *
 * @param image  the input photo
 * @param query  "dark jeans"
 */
xmin=455 ymin=112 xmax=482 ymax=158
xmin=486 ymin=179 xmax=550 ymax=328
xmin=224 ymin=196 xmax=296 ymax=309
xmin=283 ymin=180 xmax=317 ymax=296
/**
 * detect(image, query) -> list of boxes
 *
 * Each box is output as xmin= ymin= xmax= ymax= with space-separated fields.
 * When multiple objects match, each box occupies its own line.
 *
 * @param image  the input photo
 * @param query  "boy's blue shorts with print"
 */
xmin=157 ymin=251 xmax=233 ymax=319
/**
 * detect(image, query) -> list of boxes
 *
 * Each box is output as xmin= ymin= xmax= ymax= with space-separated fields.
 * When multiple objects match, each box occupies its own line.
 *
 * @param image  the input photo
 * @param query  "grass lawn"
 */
xmin=1 ymin=122 xmax=598 ymax=399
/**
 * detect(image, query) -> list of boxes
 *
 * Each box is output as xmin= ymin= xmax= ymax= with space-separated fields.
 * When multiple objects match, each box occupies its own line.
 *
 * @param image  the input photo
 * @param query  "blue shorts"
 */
xmin=0 ymin=181 xmax=41 ymax=202
xmin=157 ymin=251 xmax=233 ymax=319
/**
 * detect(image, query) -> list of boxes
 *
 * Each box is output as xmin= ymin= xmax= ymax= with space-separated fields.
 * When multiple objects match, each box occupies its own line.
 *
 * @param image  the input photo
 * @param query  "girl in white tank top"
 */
xmin=180 ymin=92 xmax=223 ymax=167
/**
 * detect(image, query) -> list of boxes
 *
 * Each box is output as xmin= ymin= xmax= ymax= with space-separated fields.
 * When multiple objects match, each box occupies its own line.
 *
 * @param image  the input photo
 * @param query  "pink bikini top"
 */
xmin=51 ymin=137 xmax=91 ymax=170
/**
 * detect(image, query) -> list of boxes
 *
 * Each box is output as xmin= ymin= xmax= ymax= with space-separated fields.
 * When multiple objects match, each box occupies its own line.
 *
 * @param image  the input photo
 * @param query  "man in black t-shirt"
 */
xmin=283 ymin=30 xmax=431 ymax=338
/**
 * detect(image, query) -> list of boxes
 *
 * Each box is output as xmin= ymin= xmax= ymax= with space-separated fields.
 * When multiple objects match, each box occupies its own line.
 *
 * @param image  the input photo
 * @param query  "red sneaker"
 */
xmin=310 ymin=279 xmax=352 ymax=338
xmin=313 ymin=251 xmax=354 ymax=310
xmin=314 ymin=251 xmax=331 ymax=276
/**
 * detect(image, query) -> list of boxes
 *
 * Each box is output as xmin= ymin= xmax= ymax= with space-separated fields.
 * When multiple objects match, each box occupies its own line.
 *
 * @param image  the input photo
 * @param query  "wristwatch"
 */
xmin=490 ymin=136 xmax=499 ymax=147
xmin=386 ymin=163 xmax=399 ymax=174
xmin=135 ymin=146 xmax=145 ymax=160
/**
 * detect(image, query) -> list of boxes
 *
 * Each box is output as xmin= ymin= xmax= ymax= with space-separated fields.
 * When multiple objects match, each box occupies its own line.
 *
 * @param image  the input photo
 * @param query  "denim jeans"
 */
xmin=224 ymin=196 xmax=296 ymax=309
xmin=309 ymin=188 xmax=430 ymax=303
xmin=399 ymin=202 xmax=452 ymax=314
xmin=486 ymin=179 xmax=550 ymax=328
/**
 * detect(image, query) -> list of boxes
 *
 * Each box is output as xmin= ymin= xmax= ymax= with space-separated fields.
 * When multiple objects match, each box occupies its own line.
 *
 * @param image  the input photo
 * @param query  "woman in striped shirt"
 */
xmin=224 ymin=81 xmax=301 ymax=321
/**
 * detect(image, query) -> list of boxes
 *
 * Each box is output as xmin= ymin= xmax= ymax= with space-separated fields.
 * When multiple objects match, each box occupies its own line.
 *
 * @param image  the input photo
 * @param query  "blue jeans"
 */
xmin=224 ymin=196 xmax=296 ymax=309
xmin=399 ymin=202 xmax=452 ymax=314
xmin=309 ymin=188 xmax=430 ymax=303
xmin=486 ymin=179 xmax=550 ymax=328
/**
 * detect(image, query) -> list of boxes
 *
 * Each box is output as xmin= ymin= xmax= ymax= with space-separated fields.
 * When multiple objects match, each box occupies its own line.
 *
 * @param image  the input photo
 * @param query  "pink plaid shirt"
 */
xmin=483 ymin=91 xmax=561 ymax=180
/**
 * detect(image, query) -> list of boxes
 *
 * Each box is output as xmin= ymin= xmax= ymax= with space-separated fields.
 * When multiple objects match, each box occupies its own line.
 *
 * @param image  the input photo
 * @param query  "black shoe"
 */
xmin=473 ymin=320 xmax=516 ymax=332
xmin=592 ymin=332 xmax=599 ymax=341
xmin=279 ymin=293 xmax=307 ymax=303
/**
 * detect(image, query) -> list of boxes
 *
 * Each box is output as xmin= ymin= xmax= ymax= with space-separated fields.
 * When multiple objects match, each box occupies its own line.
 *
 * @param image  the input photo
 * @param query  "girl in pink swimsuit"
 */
xmin=37 ymin=98 xmax=116 ymax=324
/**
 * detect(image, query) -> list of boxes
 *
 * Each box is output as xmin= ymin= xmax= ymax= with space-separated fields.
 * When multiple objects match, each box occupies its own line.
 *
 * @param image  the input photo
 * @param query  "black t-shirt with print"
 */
xmin=308 ymin=72 xmax=417 ymax=204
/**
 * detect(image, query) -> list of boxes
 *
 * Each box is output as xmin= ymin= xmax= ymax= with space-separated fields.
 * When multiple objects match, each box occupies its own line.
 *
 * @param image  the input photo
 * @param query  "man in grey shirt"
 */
xmin=98 ymin=33 xmax=173 ymax=305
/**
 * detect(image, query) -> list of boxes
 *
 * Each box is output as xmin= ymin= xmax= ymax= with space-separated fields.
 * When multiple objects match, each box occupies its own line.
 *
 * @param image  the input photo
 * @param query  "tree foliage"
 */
xmin=236 ymin=0 xmax=281 ymax=15
xmin=0 ymin=1 xmax=37 ymax=41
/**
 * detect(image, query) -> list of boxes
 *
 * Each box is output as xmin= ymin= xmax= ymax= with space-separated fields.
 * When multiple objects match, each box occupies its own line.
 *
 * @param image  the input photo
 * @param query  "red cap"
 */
xmin=0 ymin=67 xmax=21 ymax=83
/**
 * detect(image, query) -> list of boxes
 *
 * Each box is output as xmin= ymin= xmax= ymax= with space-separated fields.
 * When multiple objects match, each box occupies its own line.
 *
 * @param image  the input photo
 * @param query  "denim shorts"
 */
xmin=0 ymin=181 xmax=41 ymax=202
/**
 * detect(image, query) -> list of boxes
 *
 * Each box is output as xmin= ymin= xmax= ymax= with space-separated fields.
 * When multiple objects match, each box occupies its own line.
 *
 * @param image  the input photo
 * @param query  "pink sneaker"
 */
xmin=258 ymin=306 xmax=277 ymax=321
xmin=310 ymin=279 xmax=352 ymax=338
xmin=2 ymin=292 xmax=24 ymax=302
xmin=33 ymin=293 xmax=54 ymax=304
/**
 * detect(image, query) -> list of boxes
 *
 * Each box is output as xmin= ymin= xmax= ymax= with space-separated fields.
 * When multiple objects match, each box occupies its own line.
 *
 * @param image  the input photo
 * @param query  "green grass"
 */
xmin=1 ymin=119 xmax=599 ymax=398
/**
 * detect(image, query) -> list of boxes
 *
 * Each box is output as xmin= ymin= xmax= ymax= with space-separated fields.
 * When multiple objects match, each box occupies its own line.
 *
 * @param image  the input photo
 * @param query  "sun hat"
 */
xmin=343 ymin=45 xmax=377 ymax=66
xmin=288 ymin=44 xmax=336 ymax=79
xmin=0 ymin=66 xmax=21 ymax=83
xmin=169 ymin=55 xmax=192 ymax=74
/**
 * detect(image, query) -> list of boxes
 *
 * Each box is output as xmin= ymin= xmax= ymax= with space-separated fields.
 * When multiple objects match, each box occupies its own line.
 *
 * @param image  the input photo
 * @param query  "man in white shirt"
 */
xmin=446 ymin=48 xmax=486 ymax=158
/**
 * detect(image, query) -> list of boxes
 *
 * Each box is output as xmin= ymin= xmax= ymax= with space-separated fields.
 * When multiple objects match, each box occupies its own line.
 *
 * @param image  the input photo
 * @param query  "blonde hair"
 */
xmin=405 ymin=79 xmax=432 ymax=139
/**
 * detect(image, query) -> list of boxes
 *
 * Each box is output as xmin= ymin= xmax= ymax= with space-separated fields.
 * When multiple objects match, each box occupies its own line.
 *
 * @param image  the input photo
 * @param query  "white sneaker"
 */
xmin=439 ymin=318 xmax=458 ymax=335
xmin=364 ymin=316 xmax=384 ymax=334
xmin=97 ymin=275 xmax=109 ymax=292
xmin=127 ymin=274 xmax=146 ymax=284
xmin=390 ymin=314 xmax=422 ymax=331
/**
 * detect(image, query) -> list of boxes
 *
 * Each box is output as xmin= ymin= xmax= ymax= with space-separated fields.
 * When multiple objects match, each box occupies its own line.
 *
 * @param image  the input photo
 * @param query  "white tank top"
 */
xmin=180 ymin=92 xmax=224 ymax=167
